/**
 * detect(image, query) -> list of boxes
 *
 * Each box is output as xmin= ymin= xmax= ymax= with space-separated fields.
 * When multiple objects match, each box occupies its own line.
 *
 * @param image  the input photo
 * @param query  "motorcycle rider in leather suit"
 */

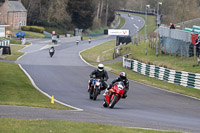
xmin=88 ymin=64 xmax=109 ymax=93
xmin=103 ymin=72 xmax=129 ymax=98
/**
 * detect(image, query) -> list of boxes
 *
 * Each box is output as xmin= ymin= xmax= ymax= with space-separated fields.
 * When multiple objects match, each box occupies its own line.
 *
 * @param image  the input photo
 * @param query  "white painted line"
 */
xmin=16 ymin=52 xmax=27 ymax=61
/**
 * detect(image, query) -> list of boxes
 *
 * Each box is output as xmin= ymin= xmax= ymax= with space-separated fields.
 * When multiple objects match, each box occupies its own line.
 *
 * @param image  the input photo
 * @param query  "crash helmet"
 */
xmin=120 ymin=72 xmax=126 ymax=79
xmin=98 ymin=64 xmax=104 ymax=71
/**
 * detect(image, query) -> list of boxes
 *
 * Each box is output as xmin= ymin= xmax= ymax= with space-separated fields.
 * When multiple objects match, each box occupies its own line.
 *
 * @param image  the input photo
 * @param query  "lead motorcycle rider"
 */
xmin=103 ymin=72 xmax=129 ymax=98
xmin=88 ymin=64 xmax=109 ymax=93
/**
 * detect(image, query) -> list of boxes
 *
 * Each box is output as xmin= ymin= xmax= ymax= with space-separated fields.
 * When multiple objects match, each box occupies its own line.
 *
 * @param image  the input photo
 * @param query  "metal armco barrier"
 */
xmin=123 ymin=57 xmax=200 ymax=90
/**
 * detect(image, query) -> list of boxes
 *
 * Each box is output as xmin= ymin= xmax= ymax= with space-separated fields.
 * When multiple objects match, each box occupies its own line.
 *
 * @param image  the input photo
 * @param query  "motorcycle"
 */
xmin=103 ymin=81 xmax=125 ymax=108
xmin=49 ymin=47 xmax=55 ymax=57
xmin=89 ymin=78 xmax=103 ymax=100
xmin=88 ymin=38 xmax=91 ymax=44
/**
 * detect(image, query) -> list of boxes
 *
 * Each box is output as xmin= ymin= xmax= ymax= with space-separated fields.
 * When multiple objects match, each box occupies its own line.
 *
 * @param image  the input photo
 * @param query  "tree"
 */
xmin=67 ymin=0 xmax=95 ymax=30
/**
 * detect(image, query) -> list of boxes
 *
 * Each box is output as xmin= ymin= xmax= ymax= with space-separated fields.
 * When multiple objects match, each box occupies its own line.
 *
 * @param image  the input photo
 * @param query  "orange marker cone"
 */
xmin=51 ymin=95 xmax=54 ymax=104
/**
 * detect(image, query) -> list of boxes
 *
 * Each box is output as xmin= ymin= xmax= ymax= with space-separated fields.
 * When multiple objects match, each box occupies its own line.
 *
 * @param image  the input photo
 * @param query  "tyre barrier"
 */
xmin=123 ymin=57 xmax=200 ymax=90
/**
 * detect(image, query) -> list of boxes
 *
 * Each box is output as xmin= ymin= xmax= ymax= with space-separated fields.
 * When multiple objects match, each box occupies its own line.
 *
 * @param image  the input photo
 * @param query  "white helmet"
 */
xmin=98 ymin=64 xmax=104 ymax=71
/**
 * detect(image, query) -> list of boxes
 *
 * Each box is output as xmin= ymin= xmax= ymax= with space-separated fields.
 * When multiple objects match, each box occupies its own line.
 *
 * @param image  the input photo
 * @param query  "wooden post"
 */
xmin=149 ymin=38 xmax=150 ymax=48
xmin=164 ymin=43 xmax=166 ymax=55
xmin=160 ymin=43 xmax=162 ymax=55
xmin=175 ymin=44 xmax=176 ymax=56
xmin=170 ymin=44 xmax=171 ymax=56
xmin=187 ymin=45 xmax=189 ymax=57
xmin=194 ymin=45 xmax=196 ymax=59
xmin=181 ymin=45 xmax=183 ymax=58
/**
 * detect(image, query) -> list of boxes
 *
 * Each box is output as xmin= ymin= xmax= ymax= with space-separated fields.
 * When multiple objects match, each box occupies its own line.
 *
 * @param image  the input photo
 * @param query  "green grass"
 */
xmin=8 ymin=29 xmax=45 ymax=38
xmin=0 ymin=62 xmax=72 ymax=109
xmin=44 ymin=27 xmax=67 ymax=35
xmin=0 ymin=117 xmax=180 ymax=133
xmin=81 ymin=40 xmax=115 ymax=63
xmin=4 ymin=44 xmax=25 ymax=60
xmin=116 ymin=16 xmax=126 ymax=29
xmin=24 ymin=31 xmax=45 ymax=38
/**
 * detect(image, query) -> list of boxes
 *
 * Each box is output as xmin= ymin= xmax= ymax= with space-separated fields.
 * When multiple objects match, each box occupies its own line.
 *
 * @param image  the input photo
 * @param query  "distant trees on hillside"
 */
xmin=125 ymin=0 xmax=200 ymax=25
xmin=19 ymin=0 xmax=126 ymax=31
xmin=1 ymin=0 xmax=200 ymax=30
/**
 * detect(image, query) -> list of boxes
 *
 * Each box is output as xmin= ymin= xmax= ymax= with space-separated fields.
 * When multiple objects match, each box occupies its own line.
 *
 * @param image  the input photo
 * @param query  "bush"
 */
xmin=30 ymin=26 xmax=44 ymax=33
xmin=21 ymin=26 xmax=44 ymax=33
xmin=21 ymin=26 xmax=30 ymax=31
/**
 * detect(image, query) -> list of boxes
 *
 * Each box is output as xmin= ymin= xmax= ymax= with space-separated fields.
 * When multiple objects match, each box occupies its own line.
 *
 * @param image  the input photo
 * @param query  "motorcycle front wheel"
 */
xmin=89 ymin=87 xmax=93 ymax=99
xmin=93 ymin=87 xmax=99 ymax=100
xmin=109 ymin=95 xmax=118 ymax=108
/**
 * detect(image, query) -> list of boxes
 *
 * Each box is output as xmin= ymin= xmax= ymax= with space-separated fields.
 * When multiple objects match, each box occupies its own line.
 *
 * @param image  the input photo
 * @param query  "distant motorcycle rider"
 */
xmin=88 ymin=64 xmax=109 ymax=93
xmin=49 ymin=46 xmax=55 ymax=57
xmin=103 ymin=72 xmax=129 ymax=98
xmin=88 ymin=38 xmax=91 ymax=43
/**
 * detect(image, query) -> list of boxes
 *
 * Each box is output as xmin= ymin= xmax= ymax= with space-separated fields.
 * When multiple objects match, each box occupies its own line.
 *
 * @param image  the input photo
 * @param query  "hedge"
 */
xmin=21 ymin=26 xmax=44 ymax=33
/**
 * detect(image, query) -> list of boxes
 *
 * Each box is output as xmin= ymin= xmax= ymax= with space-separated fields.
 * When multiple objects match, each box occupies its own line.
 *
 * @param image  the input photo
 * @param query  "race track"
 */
xmin=10 ymin=14 xmax=200 ymax=133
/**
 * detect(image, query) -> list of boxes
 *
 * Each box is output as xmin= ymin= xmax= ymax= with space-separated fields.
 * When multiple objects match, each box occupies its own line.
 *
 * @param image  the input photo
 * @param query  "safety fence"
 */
xmin=159 ymin=26 xmax=191 ymax=42
xmin=123 ymin=57 xmax=200 ymax=90
xmin=0 ymin=39 xmax=10 ymax=46
xmin=154 ymin=26 xmax=195 ymax=57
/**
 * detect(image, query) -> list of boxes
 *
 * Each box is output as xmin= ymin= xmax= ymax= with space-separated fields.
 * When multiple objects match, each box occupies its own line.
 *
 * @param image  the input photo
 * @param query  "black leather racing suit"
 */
xmin=108 ymin=77 xmax=129 ymax=96
xmin=89 ymin=69 xmax=109 ymax=90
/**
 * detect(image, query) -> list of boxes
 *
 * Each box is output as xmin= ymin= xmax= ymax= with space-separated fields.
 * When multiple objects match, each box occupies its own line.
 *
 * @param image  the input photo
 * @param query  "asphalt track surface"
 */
xmin=1 ymin=14 xmax=200 ymax=133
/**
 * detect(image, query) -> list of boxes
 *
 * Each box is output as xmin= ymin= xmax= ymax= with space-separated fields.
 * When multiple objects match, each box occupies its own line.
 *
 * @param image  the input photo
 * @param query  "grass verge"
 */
xmin=8 ymin=29 xmax=45 ymax=38
xmin=81 ymin=40 xmax=115 ymax=63
xmin=0 ymin=117 xmax=180 ymax=133
xmin=116 ymin=16 xmax=126 ymax=29
xmin=4 ymin=44 xmax=25 ymax=60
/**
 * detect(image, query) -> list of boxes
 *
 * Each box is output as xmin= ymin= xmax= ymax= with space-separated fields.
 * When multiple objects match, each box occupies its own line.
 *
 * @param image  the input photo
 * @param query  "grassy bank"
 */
xmin=8 ymin=29 xmax=45 ymax=38
xmin=4 ymin=44 xmax=25 ymax=60
xmin=81 ymin=40 xmax=115 ymax=63
xmin=0 ymin=117 xmax=180 ymax=133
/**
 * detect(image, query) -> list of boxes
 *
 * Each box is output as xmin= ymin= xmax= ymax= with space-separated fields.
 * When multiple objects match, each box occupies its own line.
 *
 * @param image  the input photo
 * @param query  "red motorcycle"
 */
xmin=103 ymin=81 xmax=125 ymax=108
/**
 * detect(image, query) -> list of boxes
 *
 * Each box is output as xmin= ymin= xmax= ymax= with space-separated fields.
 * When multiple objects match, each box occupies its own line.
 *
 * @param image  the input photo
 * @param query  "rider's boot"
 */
xmin=122 ymin=93 xmax=127 ymax=99
xmin=103 ymin=89 xmax=108 ymax=97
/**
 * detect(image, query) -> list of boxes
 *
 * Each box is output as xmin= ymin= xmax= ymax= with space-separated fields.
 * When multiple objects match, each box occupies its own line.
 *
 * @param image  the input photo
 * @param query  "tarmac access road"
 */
xmin=1 ymin=14 xmax=200 ymax=133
